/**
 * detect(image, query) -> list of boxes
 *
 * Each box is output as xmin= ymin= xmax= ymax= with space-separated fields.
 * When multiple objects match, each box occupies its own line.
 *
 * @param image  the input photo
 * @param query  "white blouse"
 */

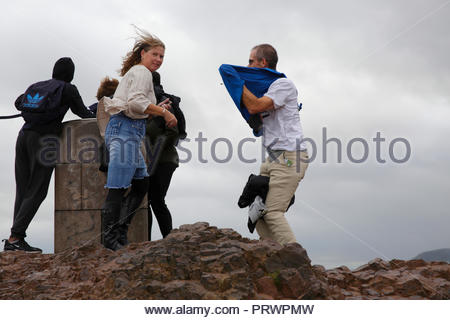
xmin=103 ymin=65 xmax=156 ymax=119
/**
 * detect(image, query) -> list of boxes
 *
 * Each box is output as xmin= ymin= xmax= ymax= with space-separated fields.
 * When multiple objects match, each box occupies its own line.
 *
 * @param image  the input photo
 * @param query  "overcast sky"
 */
xmin=0 ymin=0 xmax=449 ymax=269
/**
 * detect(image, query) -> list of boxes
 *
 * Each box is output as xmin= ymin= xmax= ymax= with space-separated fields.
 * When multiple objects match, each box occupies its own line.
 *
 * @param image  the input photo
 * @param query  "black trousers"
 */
xmin=147 ymin=162 xmax=177 ymax=240
xmin=11 ymin=130 xmax=55 ymax=239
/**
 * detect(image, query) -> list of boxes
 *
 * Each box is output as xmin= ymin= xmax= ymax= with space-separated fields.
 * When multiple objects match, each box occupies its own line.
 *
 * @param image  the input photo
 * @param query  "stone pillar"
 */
xmin=54 ymin=119 xmax=148 ymax=253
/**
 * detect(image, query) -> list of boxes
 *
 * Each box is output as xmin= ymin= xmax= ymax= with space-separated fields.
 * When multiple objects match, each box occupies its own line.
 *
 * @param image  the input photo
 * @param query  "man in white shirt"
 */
xmin=242 ymin=44 xmax=309 ymax=245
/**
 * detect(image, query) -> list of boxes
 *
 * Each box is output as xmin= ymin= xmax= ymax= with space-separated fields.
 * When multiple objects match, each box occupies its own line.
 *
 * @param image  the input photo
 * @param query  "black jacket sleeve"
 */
xmin=64 ymin=84 xmax=95 ymax=119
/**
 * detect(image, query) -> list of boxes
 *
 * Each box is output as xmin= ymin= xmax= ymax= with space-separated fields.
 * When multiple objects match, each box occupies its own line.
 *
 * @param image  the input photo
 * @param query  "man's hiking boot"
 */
xmin=2 ymin=239 xmax=42 ymax=253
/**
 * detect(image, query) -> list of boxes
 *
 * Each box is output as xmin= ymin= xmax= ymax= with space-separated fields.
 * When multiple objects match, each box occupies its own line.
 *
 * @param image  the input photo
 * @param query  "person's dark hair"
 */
xmin=252 ymin=44 xmax=278 ymax=70
xmin=120 ymin=26 xmax=165 ymax=77
xmin=96 ymin=77 xmax=119 ymax=100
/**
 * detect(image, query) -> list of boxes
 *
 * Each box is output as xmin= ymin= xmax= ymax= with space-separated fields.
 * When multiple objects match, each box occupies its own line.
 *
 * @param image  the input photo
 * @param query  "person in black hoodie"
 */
xmin=2 ymin=57 xmax=95 ymax=252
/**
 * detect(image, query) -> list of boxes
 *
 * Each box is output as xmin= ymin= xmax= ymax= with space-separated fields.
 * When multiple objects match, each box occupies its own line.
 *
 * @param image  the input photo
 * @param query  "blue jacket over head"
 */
xmin=218 ymin=64 xmax=286 ymax=136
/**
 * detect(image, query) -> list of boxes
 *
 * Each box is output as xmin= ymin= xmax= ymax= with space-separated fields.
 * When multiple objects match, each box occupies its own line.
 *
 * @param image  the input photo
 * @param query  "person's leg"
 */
xmin=10 ymin=131 xmax=54 ymax=240
xmin=115 ymin=117 xmax=150 ymax=245
xmin=147 ymin=201 xmax=153 ymax=241
xmin=4 ymin=131 xmax=54 ymax=252
xmin=10 ymin=130 xmax=30 ymax=240
xmin=148 ymin=163 xmax=176 ymax=238
xmin=102 ymin=188 xmax=127 ymax=250
xmin=255 ymin=159 xmax=276 ymax=240
xmin=257 ymin=151 xmax=308 ymax=245
xmin=10 ymin=166 xmax=53 ymax=239
xmin=121 ymin=178 xmax=149 ymax=226
xmin=103 ymin=115 xmax=139 ymax=249
xmin=117 ymin=176 xmax=149 ymax=245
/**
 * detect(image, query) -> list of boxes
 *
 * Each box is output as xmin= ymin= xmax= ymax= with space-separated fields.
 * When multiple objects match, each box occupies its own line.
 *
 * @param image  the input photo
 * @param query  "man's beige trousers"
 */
xmin=256 ymin=150 xmax=309 ymax=245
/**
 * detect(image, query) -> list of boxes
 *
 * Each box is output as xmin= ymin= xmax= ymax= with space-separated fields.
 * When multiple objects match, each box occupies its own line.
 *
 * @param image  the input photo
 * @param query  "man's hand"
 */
xmin=242 ymin=85 xmax=274 ymax=114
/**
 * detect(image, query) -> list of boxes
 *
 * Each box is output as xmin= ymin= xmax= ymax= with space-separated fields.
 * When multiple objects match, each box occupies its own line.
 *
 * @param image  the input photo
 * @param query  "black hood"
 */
xmin=52 ymin=57 xmax=75 ymax=83
xmin=152 ymin=71 xmax=161 ymax=86
xmin=152 ymin=71 xmax=164 ymax=101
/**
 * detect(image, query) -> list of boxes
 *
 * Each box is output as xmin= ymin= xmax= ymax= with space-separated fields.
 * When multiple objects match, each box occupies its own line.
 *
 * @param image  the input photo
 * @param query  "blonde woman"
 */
xmin=101 ymin=30 xmax=176 ymax=250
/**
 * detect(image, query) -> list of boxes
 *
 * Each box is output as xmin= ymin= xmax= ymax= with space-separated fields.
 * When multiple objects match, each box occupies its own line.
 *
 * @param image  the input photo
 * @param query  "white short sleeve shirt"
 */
xmin=103 ymin=65 xmax=156 ymax=119
xmin=262 ymin=78 xmax=306 ymax=151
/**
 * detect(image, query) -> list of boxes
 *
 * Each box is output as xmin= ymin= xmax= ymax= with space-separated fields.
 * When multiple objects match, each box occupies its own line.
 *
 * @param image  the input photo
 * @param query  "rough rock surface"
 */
xmin=0 ymin=222 xmax=448 ymax=299
xmin=319 ymin=258 xmax=449 ymax=299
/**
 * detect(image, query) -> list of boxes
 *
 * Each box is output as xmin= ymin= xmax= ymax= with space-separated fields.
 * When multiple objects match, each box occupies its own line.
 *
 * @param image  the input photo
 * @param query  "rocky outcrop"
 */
xmin=0 ymin=222 xmax=448 ymax=299
xmin=319 ymin=258 xmax=449 ymax=299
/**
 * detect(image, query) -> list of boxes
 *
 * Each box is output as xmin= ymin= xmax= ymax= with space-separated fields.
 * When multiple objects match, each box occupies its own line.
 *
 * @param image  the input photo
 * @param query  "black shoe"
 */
xmin=3 ymin=239 xmax=42 ymax=253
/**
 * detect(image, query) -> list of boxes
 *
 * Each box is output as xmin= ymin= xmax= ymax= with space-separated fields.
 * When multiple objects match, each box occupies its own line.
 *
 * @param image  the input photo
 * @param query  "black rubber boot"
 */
xmin=117 ymin=195 xmax=132 ymax=246
xmin=102 ymin=189 xmax=126 ymax=251
xmin=117 ymin=178 xmax=149 ymax=246
xmin=117 ymin=224 xmax=129 ymax=246
xmin=102 ymin=206 xmax=123 ymax=251
xmin=117 ymin=195 xmax=141 ymax=246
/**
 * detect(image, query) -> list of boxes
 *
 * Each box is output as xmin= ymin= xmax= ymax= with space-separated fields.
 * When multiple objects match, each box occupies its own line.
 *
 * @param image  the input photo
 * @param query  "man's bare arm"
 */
xmin=242 ymin=85 xmax=274 ymax=114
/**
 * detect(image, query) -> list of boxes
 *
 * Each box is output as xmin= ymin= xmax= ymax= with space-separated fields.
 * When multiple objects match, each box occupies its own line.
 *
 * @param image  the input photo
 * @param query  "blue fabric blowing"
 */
xmin=218 ymin=64 xmax=286 ymax=137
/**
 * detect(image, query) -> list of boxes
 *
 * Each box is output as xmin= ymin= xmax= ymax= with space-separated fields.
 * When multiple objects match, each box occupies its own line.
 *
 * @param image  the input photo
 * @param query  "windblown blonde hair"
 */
xmin=120 ymin=26 xmax=165 ymax=77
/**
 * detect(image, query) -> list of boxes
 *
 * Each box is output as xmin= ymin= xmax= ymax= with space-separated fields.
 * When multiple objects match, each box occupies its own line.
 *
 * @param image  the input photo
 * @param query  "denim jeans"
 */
xmin=105 ymin=113 xmax=149 ymax=189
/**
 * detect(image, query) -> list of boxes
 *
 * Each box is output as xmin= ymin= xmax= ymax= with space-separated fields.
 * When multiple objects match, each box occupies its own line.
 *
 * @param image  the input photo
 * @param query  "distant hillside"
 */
xmin=414 ymin=248 xmax=450 ymax=263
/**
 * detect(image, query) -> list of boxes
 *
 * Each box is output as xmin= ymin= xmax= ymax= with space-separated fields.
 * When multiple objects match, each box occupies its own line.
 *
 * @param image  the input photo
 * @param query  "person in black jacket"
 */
xmin=146 ymin=71 xmax=183 ymax=240
xmin=2 ymin=57 xmax=95 ymax=252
